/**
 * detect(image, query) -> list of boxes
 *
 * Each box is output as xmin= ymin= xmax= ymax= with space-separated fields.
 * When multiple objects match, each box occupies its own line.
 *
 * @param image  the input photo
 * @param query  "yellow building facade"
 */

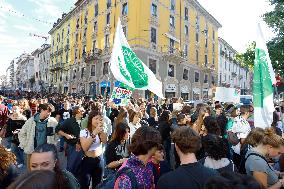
xmin=49 ymin=0 xmax=221 ymax=100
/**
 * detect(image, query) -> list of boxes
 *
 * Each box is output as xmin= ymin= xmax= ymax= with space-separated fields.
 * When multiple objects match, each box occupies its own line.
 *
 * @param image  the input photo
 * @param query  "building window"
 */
xmin=170 ymin=15 xmax=175 ymax=28
xmin=169 ymin=39 xmax=174 ymax=53
xmin=84 ymin=27 xmax=87 ymax=37
xmin=212 ymin=57 xmax=215 ymax=65
xmin=195 ymin=15 xmax=200 ymax=30
xmin=83 ymin=45 xmax=86 ymax=55
xmin=91 ymin=65 xmax=96 ymax=76
xmin=151 ymin=27 xmax=157 ymax=44
xmin=196 ymin=50 xmax=199 ymax=64
xmin=183 ymin=44 xmax=188 ymax=57
xmin=204 ymin=74 xmax=208 ymax=83
xmin=205 ymin=38 xmax=208 ymax=48
xmin=151 ymin=3 xmax=157 ymax=16
xmin=103 ymin=62 xmax=109 ymax=75
xmin=213 ymin=30 xmax=215 ymax=40
xmin=205 ymin=55 xmax=208 ymax=66
xmin=170 ymin=0 xmax=175 ymax=11
xmin=149 ymin=58 xmax=157 ymax=74
xmin=168 ymin=64 xmax=174 ymax=77
xmin=95 ymin=3 xmax=98 ymax=17
xmin=195 ymin=32 xmax=199 ymax=42
xmin=93 ymin=21 xmax=97 ymax=32
xmin=61 ymin=29 xmax=64 ymax=41
xmin=105 ymin=35 xmax=109 ymax=48
xmin=122 ymin=26 xmax=127 ymax=37
xmin=122 ymin=3 xmax=128 ymax=15
xmin=81 ymin=67 xmax=85 ymax=78
xmin=195 ymin=72 xmax=199 ymax=82
xmin=92 ymin=40 xmax=96 ymax=51
xmin=185 ymin=7 xmax=188 ymax=21
xmin=183 ymin=69 xmax=189 ymax=80
xmin=107 ymin=0 xmax=111 ymax=9
xmin=75 ymin=49 xmax=78 ymax=60
xmin=185 ymin=25 xmax=188 ymax=35
xmin=106 ymin=13 xmax=110 ymax=25
xmin=84 ymin=15 xmax=88 ymax=24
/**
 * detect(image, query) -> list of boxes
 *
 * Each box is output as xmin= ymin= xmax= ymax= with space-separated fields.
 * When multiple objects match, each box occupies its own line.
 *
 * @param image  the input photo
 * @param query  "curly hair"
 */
xmin=202 ymin=134 xmax=227 ymax=160
xmin=0 ymin=145 xmax=16 ymax=181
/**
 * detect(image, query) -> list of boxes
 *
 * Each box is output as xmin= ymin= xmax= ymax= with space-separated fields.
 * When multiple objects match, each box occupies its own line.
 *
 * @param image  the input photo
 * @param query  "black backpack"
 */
xmin=96 ymin=167 xmax=139 ymax=189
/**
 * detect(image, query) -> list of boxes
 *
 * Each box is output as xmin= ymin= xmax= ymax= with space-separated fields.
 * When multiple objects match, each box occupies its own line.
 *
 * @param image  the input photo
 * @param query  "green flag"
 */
xmin=253 ymin=24 xmax=276 ymax=129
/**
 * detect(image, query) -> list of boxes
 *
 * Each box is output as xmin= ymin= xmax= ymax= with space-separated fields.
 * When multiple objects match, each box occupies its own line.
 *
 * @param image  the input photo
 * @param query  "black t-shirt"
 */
xmin=105 ymin=140 xmax=129 ymax=168
xmin=157 ymin=162 xmax=217 ymax=189
xmin=58 ymin=108 xmax=72 ymax=120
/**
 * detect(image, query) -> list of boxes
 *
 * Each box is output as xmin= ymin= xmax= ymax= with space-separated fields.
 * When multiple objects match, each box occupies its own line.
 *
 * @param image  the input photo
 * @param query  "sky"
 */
xmin=0 ymin=0 xmax=276 ymax=76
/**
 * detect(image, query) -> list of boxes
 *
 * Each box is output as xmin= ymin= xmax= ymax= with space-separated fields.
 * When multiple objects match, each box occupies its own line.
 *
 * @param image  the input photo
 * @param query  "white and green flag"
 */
xmin=253 ymin=24 xmax=276 ymax=129
xmin=110 ymin=19 xmax=164 ymax=98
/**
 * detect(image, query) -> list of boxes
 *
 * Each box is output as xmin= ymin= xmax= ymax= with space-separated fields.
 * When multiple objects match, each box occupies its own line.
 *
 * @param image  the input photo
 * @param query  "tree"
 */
xmin=235 ymin=41 xmax=255 ymax=70
xmin=264 ymin=0 xmax=284 ymax=76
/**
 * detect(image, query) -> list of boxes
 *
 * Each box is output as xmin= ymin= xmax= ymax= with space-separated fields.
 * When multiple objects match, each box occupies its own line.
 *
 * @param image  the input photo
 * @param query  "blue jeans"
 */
xmin=66 ymin=144 xmax=84 ymax=176
xmin=11 ymin=143 xmax=24 ymax=165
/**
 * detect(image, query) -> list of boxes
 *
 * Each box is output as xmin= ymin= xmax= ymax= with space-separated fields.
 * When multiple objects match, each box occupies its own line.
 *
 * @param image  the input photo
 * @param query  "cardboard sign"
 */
xmin=111 ymin=87 xmax=133 ymax=106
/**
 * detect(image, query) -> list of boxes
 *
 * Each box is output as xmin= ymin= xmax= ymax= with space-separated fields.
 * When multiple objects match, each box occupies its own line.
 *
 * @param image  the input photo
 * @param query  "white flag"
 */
xmin=110 ymin=19 xmax=164 ymax=98
xmin=253 ymin=24 xmax=275 ymax=129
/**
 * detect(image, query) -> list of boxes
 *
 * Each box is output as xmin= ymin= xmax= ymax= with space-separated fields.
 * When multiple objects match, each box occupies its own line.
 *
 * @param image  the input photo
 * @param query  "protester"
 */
xmin=6 ymin=106 xmax=27 ymax=167
xmin=128 ymin=110 xmax=141 ymax=137
xmin=245 ymin=128 xmax=284 ymax=188
xmin=29 ymin=143 xmax=80 ymax=189
xmin=149 ymin=144 xmax=171 ymax=185
xmin=158 ymin=110 xmax=172 ymax=164
xmin=0 ymin=96 xmax=10 ymax=149
xmin=56 ymin=106 xmax=84 ymax=175
xmin=147 ymin=107 xmax=159 ymax=129
xmin=114 ymin=126 xmax=162 ymax=189
xmin=18 ymin=103 xmax=58 ymax=168
xmin=0 ymin=145 xmax=18 ymax=189
xmin=7 ymin=170 xmax=69 ymax=189
xmin=105 ymin=122 xmax=130 ymax=176
xmin=201 ymin=134 xmax=236 ymax=172
xmin=79 ymin=110 xmax=107 ymax=189
xmin=157 ymin=127 xmax=217 ymax=189
xmin=204 ymin=172 xmax=264 ymax=189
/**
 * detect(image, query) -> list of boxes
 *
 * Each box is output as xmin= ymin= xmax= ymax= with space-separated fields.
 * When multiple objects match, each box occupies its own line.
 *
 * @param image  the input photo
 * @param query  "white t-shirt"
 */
xmin=80 ymin=129 xmax=101 ymax=152
xmin=128 ymin=122 xmax=141 ymax=137
xmin=230 ymin=116 xmax=251 ymax=155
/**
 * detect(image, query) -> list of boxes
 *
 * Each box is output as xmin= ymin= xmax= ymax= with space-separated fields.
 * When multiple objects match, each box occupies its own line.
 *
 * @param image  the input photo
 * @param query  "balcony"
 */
xmin=162 ymin=47 xmax=185 ymax=63
xmin=84 ymin=48 xmax=102 ymax=62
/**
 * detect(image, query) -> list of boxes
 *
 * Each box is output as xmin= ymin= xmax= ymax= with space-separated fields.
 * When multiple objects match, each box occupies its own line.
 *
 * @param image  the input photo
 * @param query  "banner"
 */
xmin=111 ymin=87 xmax=132 ymax=106
xmin=215 ymin=87 xmax=240 ymax=103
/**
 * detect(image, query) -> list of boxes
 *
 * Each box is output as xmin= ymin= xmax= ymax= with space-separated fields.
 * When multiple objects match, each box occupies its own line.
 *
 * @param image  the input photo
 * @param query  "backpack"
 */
xmin=239 ymin=152 xmax=273 ymax=174
xmin=96 ymin=167 xmax=139 ymax=189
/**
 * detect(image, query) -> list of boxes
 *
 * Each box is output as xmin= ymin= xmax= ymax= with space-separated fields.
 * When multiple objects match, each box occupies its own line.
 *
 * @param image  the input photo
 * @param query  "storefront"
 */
xmin=192 ymin=88 xmax=200 ymax=100
xmin=165 ymin=84 xmax=176 ymax=98
xmin=180 ymin=85 xmax=189 ymax=100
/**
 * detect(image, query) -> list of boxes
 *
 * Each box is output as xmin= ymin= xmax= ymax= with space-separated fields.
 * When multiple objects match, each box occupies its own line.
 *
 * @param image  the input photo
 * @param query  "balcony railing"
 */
xmin=84 ymin=48 xmax=102 ymax=62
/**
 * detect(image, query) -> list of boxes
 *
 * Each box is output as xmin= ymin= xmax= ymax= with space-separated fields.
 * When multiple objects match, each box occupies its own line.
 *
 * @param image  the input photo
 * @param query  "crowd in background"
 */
xmin=1 ymin=92 xmax=284 ymax=189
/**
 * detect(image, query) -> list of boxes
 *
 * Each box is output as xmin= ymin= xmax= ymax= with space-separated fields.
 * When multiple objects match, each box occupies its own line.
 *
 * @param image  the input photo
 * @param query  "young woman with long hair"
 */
xmin=79 ymin=110 xmax=107 ymax=189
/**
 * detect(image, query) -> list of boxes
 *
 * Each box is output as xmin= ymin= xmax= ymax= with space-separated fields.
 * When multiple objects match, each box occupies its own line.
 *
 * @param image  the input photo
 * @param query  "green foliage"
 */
xmin=235 ymin=42 xmax=256 ymax=70
xmin=264 ymin=0 xmax=284 ymax=76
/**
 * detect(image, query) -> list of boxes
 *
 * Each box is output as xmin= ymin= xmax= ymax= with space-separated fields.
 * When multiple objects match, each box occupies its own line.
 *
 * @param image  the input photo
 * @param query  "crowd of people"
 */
xmin=1 ymin=92 xmax=284 ymax=189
